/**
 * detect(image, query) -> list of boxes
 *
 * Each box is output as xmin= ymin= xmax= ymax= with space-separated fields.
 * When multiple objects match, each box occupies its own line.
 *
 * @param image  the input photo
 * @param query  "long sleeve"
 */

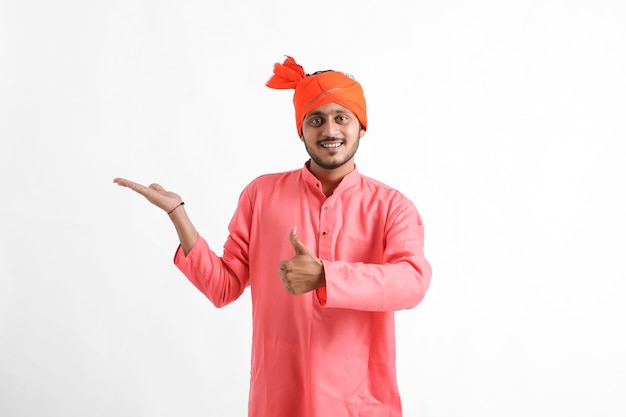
xmin=173 ymin=188 xmax=253 ymax=308
xmin=318 ymin=194 xmax=431 ymax=311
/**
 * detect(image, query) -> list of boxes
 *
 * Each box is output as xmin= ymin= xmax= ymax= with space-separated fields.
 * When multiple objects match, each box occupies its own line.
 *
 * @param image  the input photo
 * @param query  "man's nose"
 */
xmin=321 ymin=120 xmax=339 ymax=137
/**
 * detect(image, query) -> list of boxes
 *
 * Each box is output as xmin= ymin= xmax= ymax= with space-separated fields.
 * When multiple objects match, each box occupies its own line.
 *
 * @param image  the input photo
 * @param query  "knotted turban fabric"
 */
xmin=266 ymin=56 xmax=367 ymax=136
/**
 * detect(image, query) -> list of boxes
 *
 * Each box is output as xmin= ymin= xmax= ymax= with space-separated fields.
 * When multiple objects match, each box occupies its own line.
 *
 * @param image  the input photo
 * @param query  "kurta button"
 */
xmin=316 ymin=183 xmax=320 ymax=187
xmin=323 ymin=206 xmax=329 ymax=211
xmin=322 ymin=231 xmax=327 ymax=236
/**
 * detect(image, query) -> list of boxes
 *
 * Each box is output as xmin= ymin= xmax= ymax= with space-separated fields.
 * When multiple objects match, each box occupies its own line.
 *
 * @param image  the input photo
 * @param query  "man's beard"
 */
xmin=303 ymin=131 xmax=361 ymax=170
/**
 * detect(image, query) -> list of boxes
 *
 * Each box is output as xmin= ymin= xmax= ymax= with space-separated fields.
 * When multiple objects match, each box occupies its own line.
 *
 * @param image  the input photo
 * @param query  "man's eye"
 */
xmin=310 ymin=118 xmax=322 ymax=125
xmin=337 ymin=115 xmax=349 ymax=122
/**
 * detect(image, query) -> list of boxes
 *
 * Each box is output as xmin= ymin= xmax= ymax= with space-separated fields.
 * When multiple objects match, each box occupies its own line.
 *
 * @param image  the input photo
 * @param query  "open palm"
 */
xmin=113 ymin=177 xmax=182 ymax=214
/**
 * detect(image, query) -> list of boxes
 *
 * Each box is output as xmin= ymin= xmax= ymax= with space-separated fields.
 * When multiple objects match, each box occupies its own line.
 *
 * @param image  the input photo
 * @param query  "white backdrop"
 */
xmin=1 ymin=1 xmax=625 ymax=416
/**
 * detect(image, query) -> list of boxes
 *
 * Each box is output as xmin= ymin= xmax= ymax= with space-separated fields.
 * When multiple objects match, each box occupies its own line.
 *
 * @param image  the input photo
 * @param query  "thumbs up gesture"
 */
xmin=278 ymin=227 xmax=325 ymax=295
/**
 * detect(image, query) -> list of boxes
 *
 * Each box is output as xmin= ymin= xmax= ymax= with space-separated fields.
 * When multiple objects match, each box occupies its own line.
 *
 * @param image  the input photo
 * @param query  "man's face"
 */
xmin=300 ymin=102 xmax=366 ymax=172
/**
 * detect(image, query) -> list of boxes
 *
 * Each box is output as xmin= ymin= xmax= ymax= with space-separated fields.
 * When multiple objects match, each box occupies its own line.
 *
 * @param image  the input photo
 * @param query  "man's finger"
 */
xmin=113 ymin=177 xmax=136 ymax=188
xmin=115 ymin=178 xmax=149 ymax=196
xmin=289 ymin=227 xmax=313 ymax=256
xmin=149 ymin=183 xmax=165 ymax=192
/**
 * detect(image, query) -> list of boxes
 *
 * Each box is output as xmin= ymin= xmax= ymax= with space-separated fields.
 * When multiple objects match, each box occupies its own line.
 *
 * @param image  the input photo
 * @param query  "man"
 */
xmin=114 ymin=56 xmax=432 ymax=417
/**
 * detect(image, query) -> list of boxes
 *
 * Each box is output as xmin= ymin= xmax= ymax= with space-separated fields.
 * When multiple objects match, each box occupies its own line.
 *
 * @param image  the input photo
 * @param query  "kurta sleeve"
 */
xmin=173 ymin=187 xmax=253 ymax=308
xmin=319 ymin=200 xmax=431 ymax=312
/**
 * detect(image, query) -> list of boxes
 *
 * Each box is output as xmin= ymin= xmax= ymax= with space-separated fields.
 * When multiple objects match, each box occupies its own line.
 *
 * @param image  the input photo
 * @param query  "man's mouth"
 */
xmin=320 ymin=141 xmax=343 ymax=149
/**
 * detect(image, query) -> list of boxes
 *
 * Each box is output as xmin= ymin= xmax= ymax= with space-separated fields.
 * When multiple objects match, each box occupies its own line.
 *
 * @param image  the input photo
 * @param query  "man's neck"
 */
xmin=308 ymin=161 xmax=355 ymax=197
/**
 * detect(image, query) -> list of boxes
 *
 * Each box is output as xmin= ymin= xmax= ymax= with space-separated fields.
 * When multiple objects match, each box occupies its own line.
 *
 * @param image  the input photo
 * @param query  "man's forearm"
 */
xmin=169 ymin=207 xmax=198 ymax=255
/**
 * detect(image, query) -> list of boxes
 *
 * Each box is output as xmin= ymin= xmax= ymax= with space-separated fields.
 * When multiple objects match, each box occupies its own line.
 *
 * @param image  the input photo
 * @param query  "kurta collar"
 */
xmin=300 ymin=160 xmax=361 ymax=195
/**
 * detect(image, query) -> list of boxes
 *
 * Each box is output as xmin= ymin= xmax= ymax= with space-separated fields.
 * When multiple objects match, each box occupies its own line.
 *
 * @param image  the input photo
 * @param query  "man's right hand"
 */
xmin=113 ymin=177 xmax=198 ymax=255
xmin=113 ymin=178 xmax=183 ymax=215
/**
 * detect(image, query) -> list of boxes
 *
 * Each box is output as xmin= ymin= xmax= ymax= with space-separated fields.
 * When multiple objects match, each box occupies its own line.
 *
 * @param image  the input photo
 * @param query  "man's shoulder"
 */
xmin=358 ymin=173 xmax=394 ymax=190
xmin=355 ymin=172 xmax=417 ymax=208
xmin=358 ymin=172 xmax=405 ymax=196
xmin=244 ymin=168 xmax=301 ymax=191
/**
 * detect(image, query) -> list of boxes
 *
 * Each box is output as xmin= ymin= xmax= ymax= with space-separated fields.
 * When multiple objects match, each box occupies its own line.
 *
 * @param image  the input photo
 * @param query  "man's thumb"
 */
xmin=289 ymin=227 xmax=310 ymax=255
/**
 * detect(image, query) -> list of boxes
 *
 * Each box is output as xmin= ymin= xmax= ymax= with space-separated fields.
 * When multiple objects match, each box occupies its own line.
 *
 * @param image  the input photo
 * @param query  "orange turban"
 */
xmin=266 ymin=56 xmax=367 ymax=135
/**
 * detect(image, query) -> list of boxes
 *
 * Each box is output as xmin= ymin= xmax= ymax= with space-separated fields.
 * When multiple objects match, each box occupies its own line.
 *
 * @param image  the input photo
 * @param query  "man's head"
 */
xmin=266 ymin=56 xmax=367 ymax=136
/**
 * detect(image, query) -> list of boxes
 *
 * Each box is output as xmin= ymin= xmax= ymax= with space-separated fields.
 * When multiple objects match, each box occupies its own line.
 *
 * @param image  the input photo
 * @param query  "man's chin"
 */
xmin=312 ymin=157 xmax=349 ymax=170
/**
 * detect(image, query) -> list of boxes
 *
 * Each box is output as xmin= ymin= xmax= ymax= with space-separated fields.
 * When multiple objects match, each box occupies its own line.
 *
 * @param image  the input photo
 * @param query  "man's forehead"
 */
xmin=305 ymin=102 xmax=354 ymax=117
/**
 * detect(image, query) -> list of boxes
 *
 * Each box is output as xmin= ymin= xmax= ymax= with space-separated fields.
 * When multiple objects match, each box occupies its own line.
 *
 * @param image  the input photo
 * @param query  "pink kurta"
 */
xmin=174 ymin=163 xmax=431 ymax=417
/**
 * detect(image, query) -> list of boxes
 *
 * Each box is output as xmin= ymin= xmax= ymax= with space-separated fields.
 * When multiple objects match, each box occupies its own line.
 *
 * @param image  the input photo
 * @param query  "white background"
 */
xmin=1 ymin=1 xmax=625 ymax=416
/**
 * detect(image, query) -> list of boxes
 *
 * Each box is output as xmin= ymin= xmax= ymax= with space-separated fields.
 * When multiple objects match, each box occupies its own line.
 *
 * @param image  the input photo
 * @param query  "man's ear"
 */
xmin=359 ymin=126 xmax=366 ymax=139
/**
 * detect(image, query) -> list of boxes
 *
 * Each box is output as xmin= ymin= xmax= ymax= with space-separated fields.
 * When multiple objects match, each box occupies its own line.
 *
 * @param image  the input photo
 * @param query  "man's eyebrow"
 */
xmin=306 ymin=109 xmax=350 ymax=117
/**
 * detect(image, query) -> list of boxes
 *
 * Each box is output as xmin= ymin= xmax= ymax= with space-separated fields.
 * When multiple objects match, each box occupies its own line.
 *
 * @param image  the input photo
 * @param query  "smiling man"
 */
xmin=114 ymin=56 xmax=431 ymax=417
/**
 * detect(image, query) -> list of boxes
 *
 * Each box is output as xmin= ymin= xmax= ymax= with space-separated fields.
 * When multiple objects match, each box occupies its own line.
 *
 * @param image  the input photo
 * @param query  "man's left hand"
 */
xmin=278 ymin=227 xmax=325 ymax=295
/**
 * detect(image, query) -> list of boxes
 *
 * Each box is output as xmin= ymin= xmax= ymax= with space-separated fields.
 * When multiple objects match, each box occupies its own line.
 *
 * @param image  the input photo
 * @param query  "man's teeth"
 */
xmin=321 ymin=143 xmax=342 ymax=148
